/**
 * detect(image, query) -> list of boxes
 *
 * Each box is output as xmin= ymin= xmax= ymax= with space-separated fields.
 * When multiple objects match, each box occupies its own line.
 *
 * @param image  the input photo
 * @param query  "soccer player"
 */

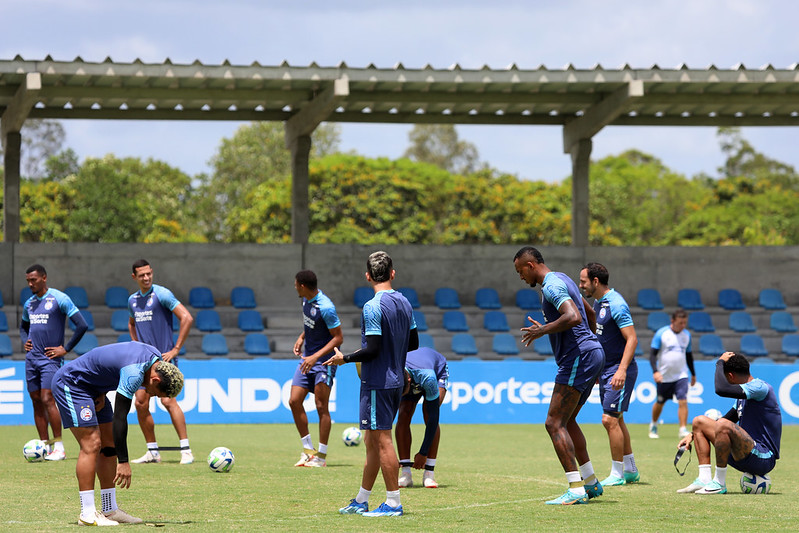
xmin=127 ymin=259 xmax=195 ymax=465
xmin=325 ymin=251 xmax=418 ymax=517
xmin=513 ymin=246 xmax=605 ymax=505
xmin=649 ymin=308 xmax=695 ymax=439
xmin=289 ymin=270 xmax=344 ymax=468
xmin=676 ymin=351 xmax=781 ymax=494
xmin=396 ymin=347 xmax=449 ymax=489
xmin=51 ymin=341 xmax=184 ymax=526
xmin=578 ymin=262 xmax=640 ymax=486
xmin=20 ymin=263 xmax=88 ymax=461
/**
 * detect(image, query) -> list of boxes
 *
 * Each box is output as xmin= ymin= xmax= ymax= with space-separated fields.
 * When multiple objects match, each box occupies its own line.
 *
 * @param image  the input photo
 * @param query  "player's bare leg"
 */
xmin=305 ymin=382 xmax=331 ymax=467
xmin=30 ymin=389 xmax=51 ymax=441
xmin=544 ymin=384 xmax=590 ymax=504
xmin=395 ymin=401 xmax=415 ymax=487
xmin=677 ymin=398 xmax=690 ymax=437
xmin=161 ymin=396 xmax=192 ymax=464
xmin=288 ymin=385 xmax=315 ymax=465
xmin=131 ymin=389 xmax=160 ymax=463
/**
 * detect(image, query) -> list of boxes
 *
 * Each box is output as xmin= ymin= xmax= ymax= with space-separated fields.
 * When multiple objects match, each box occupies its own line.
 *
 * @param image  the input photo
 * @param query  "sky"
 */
xmin=3 ymin=0 xmax=799 ymax=182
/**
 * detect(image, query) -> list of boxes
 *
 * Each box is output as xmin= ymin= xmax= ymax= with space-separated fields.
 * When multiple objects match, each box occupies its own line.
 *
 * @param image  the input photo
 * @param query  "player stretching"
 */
xmin=579 ymin=262 xmax=641 ymax=486
xmin=677 ymin=351 xmax=781 ymax=494
xmin=513 ymin=247 xmax=605 ymax=505
xmin=290 ymin=270 xmax=343 ymax=468
xmin=397 ymin=347 xmax=448 ymax=489
xmin=127 ymin=259 xmax=195 ymax=464
xmin=20 ymin=264 xmax=88 ymax=461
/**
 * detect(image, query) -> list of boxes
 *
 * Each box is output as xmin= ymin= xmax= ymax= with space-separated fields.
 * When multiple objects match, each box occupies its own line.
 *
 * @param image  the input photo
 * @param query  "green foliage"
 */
xmin=403 ymin=124 xmax=482 ymax=175
xmin=20 ymin=180 xmax=73 ymax=241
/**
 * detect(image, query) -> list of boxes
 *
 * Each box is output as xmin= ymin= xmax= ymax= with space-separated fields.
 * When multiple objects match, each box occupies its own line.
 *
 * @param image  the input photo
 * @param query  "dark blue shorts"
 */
xmin=360 ymin=387 xmax=402 ymax=431
xmin=599 ymin=361 xmax=638 ymax=414
xmin=728 ymin=441 xmax=777 ymax=477
xmin=555 ymin=347 xmax=604 ymax=403
xmin=25 ymin=356 xmax=64 ymax=393
xmin=291 ymin=360 xmax=336 ymax=390
xmin=656 ymin=377 xmax=689 ymax=404
xmin=51 ymin=372 xmax=113 ymax=429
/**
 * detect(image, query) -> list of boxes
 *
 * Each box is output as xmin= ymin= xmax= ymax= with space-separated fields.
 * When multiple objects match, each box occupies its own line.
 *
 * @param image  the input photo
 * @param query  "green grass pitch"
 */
xmin=2 ymin=423 xmax=798 ymax=531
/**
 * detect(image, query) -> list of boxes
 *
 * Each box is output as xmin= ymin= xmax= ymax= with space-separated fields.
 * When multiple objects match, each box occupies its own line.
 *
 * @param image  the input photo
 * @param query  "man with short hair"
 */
xmin=127 ymin=259 xmax=195 ymax=464
xmin=325 ymin=251 xmax=419 ymax=517
xmin=677 ymin=351 xmax=781 ymax=494
xmin=513 ymin=246 xmax=605 ymax=505
xmin=579 ymin=262 xmax=640 ymax=486
xmin=20 ymin=263 xmax=88 ymax=461
xmin=289 ymin=270 xmax=343 ymax=468
xmin=649 ymin=308 xmax=695 ymax=439
xmin=52 ymin=341 xmax=185 ymax=525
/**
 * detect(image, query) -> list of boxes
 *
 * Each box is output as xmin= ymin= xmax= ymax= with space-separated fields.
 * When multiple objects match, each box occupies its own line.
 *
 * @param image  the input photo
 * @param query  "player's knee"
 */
xmin=602 ymin=412 xmax=620 ymax=428
xmin=100 ymin=447 xmax=117 ymax=457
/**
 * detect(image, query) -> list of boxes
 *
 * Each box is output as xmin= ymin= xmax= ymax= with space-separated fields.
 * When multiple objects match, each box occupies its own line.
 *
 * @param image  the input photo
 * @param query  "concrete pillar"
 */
xmin=570 ymin=138 xmax=592 ymax=247
xmin=289 ymin=134 xmax=312 ymax=244
xmin=3 ymin=131 xmax=21 ymax=243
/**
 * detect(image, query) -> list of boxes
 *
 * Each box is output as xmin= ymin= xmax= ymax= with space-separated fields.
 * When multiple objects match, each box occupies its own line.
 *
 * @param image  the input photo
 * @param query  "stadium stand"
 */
xmin=110 ymin=310 xmax=130 ymax=332
xmin=442 ymin=311 xmax=469 ymax=332
xmin=65 ymin=286 xmax=90 ymax=308
xmin=515 ymin=288 xmax=541 ymax=310
xmin=353 ymin=287 xmax=372 ymax=308
xmin=492 ymin=333 xmax=519 ymax=355
xmin=687 ymin=311 xmax=715 ymax=333
xmin=398 ymin=287 xmax=421 ymax=309
xmin=759 ymin=289 xmax=787 ymax=310
xmin=68 ymin=310 xmax=95 ymax=331
xmin=435 ymin=288 xmax=461 ymax=309
xmin=196 ymin=310 xmax=223 ymax=332
xmin=637 ymin=288 xmax=664 ymax=310
xmin=534 ymin=336 xmax=553 ymax=356
xmin=782 ymin=334 xmax=799 ymax=357
xmin=237 ymin=310 xmax=264 ymax=332
xmin=412 ymin=310 xmax=428 ymax=332
xmin=718 ymin=288 xmax=746 ymax=310
xmin=770 ymin=312 xmax=798 ymax=333
xmin=451 ymin=333 xmax=478 ymax=355
xmin=244 ymin=333 xmax=271 ymax=356
xmin=647 ymin=312 xmax=670 ymax=332
xmin=0 ymin=289 xmax=4 ymax=307
xmin=104 ymin=286 xmax=129 ymax=308
xmin=475 ymin=287 xmax=502 ymax=309
xmin=20 ymin=287 xmax=32 ymax=306
xmin=418 ymin=333 xmax=436 ymax=350
xmin=0 ymin=334 xmax=12 ymax=357
xmin=740 ymin=334 xmax=768 ymax=357
xmin=699 ymin=334 xmax=725 ymax=357
xmin=677 ymin=288 xmax=704 ymax=310
xmin=117 ymin=333 xmax=132 ymax=343
xmin=0 ymin=312 xmax=7 ymax=332
xmin=173 ymin=332 xmax=186 ymax=355
xmin=74 ymin=333 xmax=99 ymax=356
xmin=483 ymin=311 xmax=510 ymax=332
xmin=230 ymin=286 xmax=257 ymax=309
xmin=189 ymin=287 xmax=215 ymax=308
xmin=202 ymin=333 xmax=229 ymax=356
xmin=729 ymin=311 xmax=756 ymax=333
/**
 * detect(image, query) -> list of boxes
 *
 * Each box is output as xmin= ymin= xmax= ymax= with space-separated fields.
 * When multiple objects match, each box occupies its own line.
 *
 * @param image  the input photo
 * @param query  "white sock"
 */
xmin=623 ymin=453 xmax=637 ymax=473
xmin=146 ymin=442 xmax=160 ymax=458
xmin=698 ymin=464 xmax=712 ymax=484
xmin=54 ymin=440 xmax=65 ymax=453
xmin=355 ymin=487 xmax=371 ymax=504
xmin=179 ymin=439 xmax=191 ymax=452
xmin=301 ymin=434 xmax=314 ymax=451
xmin=425 ymin=458 xmax=436 ymax=468
xmin=714 ymin=466 xmax=727 ymax=486
xmin=386 ymin=489 xmax=401 ymax=508
xmin=401 ymin=465 xmax=411 ymax=474
xmin=579 ymin=461 xmax=596 ymax=484
xmin=610 ymin=460 xmax=624 ymax=478
xmin=566 ymin=471 xmax=586 ymax=495
xmin=318 ymin=443 xmax=328 ymax=455
xmin=100 ymin=488 xmax=117 ymax=514
xmin=79 ymin=490 xmax=96 ymax=519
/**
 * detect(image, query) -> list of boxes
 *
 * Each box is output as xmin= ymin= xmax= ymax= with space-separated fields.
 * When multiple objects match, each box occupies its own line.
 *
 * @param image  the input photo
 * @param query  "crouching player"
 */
xmin=677 ymin=351 xmax=781 ymax=494
xmin=51 ymin=341 xmax=184 ymax=525
xmin=396 ymin=347 xmax=449 ymax=488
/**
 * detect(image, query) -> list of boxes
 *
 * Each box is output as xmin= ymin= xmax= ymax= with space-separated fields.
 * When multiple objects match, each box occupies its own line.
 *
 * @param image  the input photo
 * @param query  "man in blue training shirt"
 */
xmin=51 ymin=341 xmax=184 ymax=525
xmin=677 ymin=351 xmax=782 ymax=494
xmin=396 ymin=347 xmax=449 ymax=489
xmin=290 ymin=270 xmax=343 ymax=468
xmin=513 ymin=246 xmax=605 ymax=505
xmin=127 ymin=259 xmax=195 ymax=465
xmin=579 ymin=262 xmax=641 ymax=487
xmin=20 ymin=263 xmax=88 ymax=461
xmin=325 ymin=251 xmax=418 ymax=517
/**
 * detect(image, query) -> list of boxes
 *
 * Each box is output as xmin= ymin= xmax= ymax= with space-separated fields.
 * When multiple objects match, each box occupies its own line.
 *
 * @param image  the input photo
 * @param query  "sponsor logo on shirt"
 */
xmin=28 ymin=313 xmax=49 ymax=325
xmin=135 ymin=310 xmax=154 ymax=322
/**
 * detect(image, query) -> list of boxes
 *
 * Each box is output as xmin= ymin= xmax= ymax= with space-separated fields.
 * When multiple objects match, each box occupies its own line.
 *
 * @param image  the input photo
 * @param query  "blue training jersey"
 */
xmin=540 ymin=272 xmax=602 ymax=362
xmin=737 ymin=379 xmax=782 ymax=459
xmin=56 ymin=341 xmax=162 ymax=399
xmin=22 ymin=288 xmax=80 ymax=360
xmin=593 ymin=289 xmax=634 ymax=367
xmin=406 ymin=347 xmax=449 ymax=400
xmin=301 ymin=289 xmax=341 ymax=361
xmin=360 ymin=289 xmax=417 ymax=390
xmin=128 ymin=284 xmax=180 ymax=353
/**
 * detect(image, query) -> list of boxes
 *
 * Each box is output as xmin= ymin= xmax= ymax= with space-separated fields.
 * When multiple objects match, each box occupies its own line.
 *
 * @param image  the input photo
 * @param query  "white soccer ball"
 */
xmin=23 ymin=439 xmax=47 ymax=462
xmin=342 ymin=426 xmax=363 ymax=447
xmin=704 ymin=408 xmax=723 ymax=421
xmin=207 ymin=446 xmax=235 ymax=473
xmin=740 ymin=472 xmax=771 ymax=494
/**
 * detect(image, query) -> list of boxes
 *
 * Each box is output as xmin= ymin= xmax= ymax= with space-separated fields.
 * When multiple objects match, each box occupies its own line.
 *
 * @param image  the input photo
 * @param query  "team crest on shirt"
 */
xmin=311 ymin=307 xmax=317 ymax=317
xmin=599 ymin=308 xmax=607 ymax=319
xmin=80 ymin=406 xmax=93 ymax=421
xmin=44 ymin=300 xmax=54 ymax=311
xmin=147 ymin=295 xmax=154 ymax=307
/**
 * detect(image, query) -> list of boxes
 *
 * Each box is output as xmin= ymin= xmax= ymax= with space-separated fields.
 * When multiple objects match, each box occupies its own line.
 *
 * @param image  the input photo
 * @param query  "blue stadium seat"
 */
xmin=647 ymin=312 xmax=670 ymax=332
xmin=442 ymin=311 xmax=469 ymax=332
xmin=687 ymin=312 xmax=715 ymax=333
xmin=65 ymin=286 xmax=90 ymax=308
xmin=20 ymin=287 xmax=32 ymax=306
xmin=729 ymin=311 xmax=756 ymax=333
xmin=353 ymin=287 xmax=372 ymax=308
xmin=515 ymin=288 xmax=541 ymax=310
xmin=69 ymin=310 xmax=95 ymax=331
xmin=0 ymin=289 xmax=4 ymax=308
xmin=237 ymin=310 xmax=264 ymax=332
xmin=750 ymin=357 xmax=775 ymax=365
xmin=677 ymin=289 xmax=704 ymax=310
xmin=398 ymin=287 xmax=421 ymax=309
xmin=782 ymin=334 xmax=799 ymax=357
xmin=492 ymin=333 xmax=519 ymax=355
xmin=73 ymin=333 xmax=98 ymax=356
xmin=635 ymin=343 xmax=643 ymax=356
xmin=105 ymin=286 xmax=129 ymax=309
xmin=637 ymin=288 xmax=664 ymax=310
xmin=413 ymin=310 xmax=428 ymax=332
xmin=202 ymin=333 xmax=228 ymax=356
xmin=172 ymin=313 xmax=180 ymax=332
xmin=172 ymin=333 xmax=186 ymax=355
xmin=534 ymin=336 xmax=553 ymax=356
xmin=483 ymin=311 xmax=510 ymax=332
xmin=718 ymin=289 xmax=745 ymax=310
xmin=0 ymin=312 xmax=7 ymax=332
xmin=770 ymin=312 xmax=798 ymax=333
xmin=244 ymin=333 xmax=271 ymax=356
xmin=116 ymin=333 xmax=132 ymax=343
xmin=451 ymin=333 xmax=478 ymax=355
xmin=435 ymin=288 xmax=461 ymax=309
xmin=110 ymin=310 xmax=130 ymax=332
xmin=759 ymin=289 xmax=787 ymax=310
xmin=521 ymin=311 xmax=545 ymax=329
xmin=189 ymin=287 xmax=215 ymax=309
xmin=740 ymin=334 xmax=767 ymax=357
xmin=418 ymin=333 xmax=436 ymax=349
xmin=699 ymin=334 xmax=725 ymax=357
xmin=196 ymin=309 xmax=222 ymax=332
xmin=0 ymin=333 xmax=12 ymax=356
xmin=230 ymin=286 xmax=257 ymax=309
xmin=475 ymin=287 xmax=501 ymax=310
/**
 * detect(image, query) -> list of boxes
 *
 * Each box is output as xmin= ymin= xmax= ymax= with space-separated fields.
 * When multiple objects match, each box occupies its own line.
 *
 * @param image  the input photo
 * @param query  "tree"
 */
xmin=19 ymin=120 xmax=66 ymax=179
xmin=45 ymin=149 xmax=80 ymax=181
xmin=403 ymin=124 xmax=481 ymax=175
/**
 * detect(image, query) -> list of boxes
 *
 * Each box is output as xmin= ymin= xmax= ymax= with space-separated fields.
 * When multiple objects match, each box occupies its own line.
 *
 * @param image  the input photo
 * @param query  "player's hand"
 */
xmin=114 ymin=462 xmax=132 ymax=489
xmin=653 ymin=371 xmax=663 ymax=384
xmin=293 ymin=338 xmax=303 ymax=357
xmin=45 ymin=346 xmax=66 ymax=359
xmin=720 ymin=351 xmax=734 ymax=362
xmin=161 ymin=348 xmax=178 ymax=363
xmin=323 ymin=348 xmax=345 ymax=366
xmin=690 ymin=375 xmax=697 ymax=387
xmin=300 ymin=356 xmax=317 ymax=374
xmin=610 ymin=369 xmax=626 ymax=390
xmin=413 ymin=453 xmax=427 ymax=469
xmin=24 ymin=340 xmax=33 ymax=352
xmin=677 ymin=433 xmax=693 ymax=451
xmin=520 ymin=317 xmax=544 ymax=346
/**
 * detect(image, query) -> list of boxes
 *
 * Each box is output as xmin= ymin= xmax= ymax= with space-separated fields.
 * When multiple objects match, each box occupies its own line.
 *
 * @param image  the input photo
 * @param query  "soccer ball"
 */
xmin=342 ymin=426 xmax=363 ymax=447
xmin=207 ymin=446 xmax=234 ymax=473
xmin=23 ymin=439 xmax=47 ymax=462
xmin=740 ymin=473 xmax=771 ymax=494
xmin=704 ymin=408 xmax=722 ymax=421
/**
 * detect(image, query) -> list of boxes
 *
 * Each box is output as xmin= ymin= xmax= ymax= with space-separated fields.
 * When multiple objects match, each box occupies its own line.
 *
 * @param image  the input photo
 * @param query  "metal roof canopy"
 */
xmin=3 ymin=56 xmax=799 ymax=244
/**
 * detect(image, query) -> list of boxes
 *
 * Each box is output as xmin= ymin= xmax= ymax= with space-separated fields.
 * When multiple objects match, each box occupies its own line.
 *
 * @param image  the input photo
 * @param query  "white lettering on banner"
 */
xmin=444 ymin=379 xmax=557 ymax=411
xmin=778 ymin=371 xmax=799 ymax=419
xmin=0 ymin=367 xmax=24 ymax=415
xmin=198 ymin=379 xmax=241 ymax=412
